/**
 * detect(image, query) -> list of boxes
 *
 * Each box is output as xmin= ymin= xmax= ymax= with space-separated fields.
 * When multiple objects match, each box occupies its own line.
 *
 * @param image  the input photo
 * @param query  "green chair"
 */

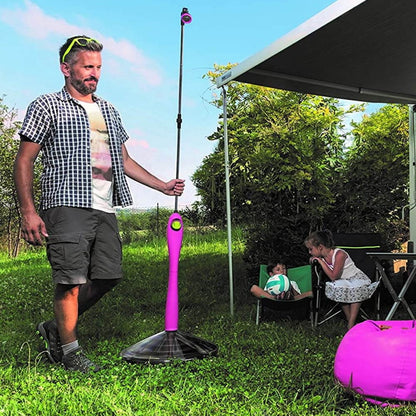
xmin=255 ymin=264 xmax=314 ymax=326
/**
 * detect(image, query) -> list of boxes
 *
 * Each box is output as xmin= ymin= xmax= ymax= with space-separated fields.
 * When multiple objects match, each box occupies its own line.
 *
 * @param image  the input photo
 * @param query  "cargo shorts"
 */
xmin=41 ymin=207 xmax=123 ymax=285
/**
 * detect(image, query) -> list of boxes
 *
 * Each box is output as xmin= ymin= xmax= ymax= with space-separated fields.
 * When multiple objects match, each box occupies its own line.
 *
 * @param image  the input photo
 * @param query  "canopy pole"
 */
xmin=222 ymin=86 xmax=234 ymax=316
xmin=409 ymin=105 xmax=416 ymax=249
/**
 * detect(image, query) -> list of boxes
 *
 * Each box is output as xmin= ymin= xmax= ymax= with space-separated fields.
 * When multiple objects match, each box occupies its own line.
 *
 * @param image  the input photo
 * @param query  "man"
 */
xmin=14 ymin=36 xmax=185 ymax=373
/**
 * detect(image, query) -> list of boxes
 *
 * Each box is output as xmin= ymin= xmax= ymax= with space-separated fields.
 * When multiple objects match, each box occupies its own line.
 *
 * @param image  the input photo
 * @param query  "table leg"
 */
xmin=387 ymin=268 xmax=416 ymax=320
xmin=375 ymin=262 xmax=401 ymax=319
xmin=375 ymin=269 xmax=381 ymax=320
xmin=377 ymin=262 xmax=416 ymax=320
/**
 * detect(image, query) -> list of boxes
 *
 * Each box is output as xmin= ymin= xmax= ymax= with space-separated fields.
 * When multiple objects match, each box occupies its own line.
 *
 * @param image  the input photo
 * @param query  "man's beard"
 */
xmin=70 ymin=75 xmax=98 ymax=96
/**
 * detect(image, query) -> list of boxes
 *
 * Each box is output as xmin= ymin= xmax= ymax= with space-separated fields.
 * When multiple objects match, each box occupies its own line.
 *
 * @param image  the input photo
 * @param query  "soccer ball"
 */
xmin=265 ymin=274 xmax=291 ymax=296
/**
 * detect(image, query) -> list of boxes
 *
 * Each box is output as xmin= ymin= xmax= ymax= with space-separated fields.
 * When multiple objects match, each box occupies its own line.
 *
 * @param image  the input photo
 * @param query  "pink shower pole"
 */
xmin=120 ymin=8 xmax=217 ymax=364
xmin=164 ymin=212 xmax=183 ymax=331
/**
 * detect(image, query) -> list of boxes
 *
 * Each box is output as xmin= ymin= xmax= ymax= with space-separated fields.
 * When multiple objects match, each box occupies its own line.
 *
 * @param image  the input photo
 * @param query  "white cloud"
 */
xmin=1 ymin=0 xmax=73 ymax=39
xmin=0 ymin=0 xmax=162 ymax=86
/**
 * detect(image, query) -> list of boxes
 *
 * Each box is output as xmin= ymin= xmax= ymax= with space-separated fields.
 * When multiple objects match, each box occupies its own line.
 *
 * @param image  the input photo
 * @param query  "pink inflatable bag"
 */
xmin=334 ymin=320 xmax=416 ymax=406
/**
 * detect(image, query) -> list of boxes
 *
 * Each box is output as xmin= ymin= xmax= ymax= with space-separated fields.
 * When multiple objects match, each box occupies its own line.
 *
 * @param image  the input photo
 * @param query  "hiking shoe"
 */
xmin=62 ymin=348 xmax=101 ymax=373
xmin=37 ymin=320 xmax=62 ymax=363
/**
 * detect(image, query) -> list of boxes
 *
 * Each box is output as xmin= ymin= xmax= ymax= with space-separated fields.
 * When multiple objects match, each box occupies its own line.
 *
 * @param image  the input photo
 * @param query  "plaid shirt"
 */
xmin=19 ymin=87 xmax=133 ymax=210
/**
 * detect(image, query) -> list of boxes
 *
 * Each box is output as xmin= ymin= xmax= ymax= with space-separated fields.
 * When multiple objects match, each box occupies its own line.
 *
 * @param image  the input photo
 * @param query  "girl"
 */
xmin=304 ymin=230 xmax=378 ymax=329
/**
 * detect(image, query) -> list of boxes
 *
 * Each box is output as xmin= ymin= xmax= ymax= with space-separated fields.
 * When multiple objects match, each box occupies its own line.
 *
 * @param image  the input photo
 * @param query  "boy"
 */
xmin=250 ymin=261 xmax=312 ymax=300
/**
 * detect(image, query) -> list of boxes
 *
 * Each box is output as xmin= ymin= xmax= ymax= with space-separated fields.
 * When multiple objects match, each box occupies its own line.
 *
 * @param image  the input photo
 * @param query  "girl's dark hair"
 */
xmin=305 ymin=230 xmax=335 ymax=249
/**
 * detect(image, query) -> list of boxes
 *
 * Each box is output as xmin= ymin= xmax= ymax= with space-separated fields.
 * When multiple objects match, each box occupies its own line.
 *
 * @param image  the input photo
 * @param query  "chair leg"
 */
xmin=359 ymin=307 xmax=370 ymax=320
xmin=313 ymin=290 xmax=320 ymax=328
xmin=312 ymin=264 xmax=347 ymax=326
xmin=309 ymin=299 xmax=315 ymax=328
xmin=311 ymin=266 xmax=319 ymax=327
xmin=312 ymin=265 xmax=325 ymax=327
xmin=318 ymin=308 xmax=343 ymax=326
xmin=256 ymin=299 xmax=261 ymax=325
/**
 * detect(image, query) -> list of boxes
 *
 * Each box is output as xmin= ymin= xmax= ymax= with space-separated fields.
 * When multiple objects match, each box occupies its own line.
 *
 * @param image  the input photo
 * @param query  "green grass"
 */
xmin=0 ymin=228 xmax=414 ymax=415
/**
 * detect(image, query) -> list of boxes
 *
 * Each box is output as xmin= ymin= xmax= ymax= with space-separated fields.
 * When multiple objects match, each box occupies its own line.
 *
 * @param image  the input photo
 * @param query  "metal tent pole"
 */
xmin=222 ymin=86 xmax=234 ymax=316
xmin=409 ymin=105 xmax=416 ymax=249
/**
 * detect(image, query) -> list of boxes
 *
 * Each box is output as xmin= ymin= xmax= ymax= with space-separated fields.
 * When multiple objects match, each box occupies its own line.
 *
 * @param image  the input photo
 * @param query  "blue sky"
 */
xmin=0 ymin=0 xmax=337 ymax=209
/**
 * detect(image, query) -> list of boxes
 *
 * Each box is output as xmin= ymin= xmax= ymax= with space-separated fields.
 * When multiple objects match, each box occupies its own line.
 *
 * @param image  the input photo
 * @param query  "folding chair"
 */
xmin=255 ymin=264 xmax=314 ymax=326
xmin=313 ymin=233 xmax=382 ymax=327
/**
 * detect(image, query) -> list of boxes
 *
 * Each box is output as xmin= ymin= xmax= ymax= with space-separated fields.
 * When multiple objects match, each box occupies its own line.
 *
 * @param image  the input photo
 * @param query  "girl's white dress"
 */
xmin=324 ymin=248 xmax=379 ymax=303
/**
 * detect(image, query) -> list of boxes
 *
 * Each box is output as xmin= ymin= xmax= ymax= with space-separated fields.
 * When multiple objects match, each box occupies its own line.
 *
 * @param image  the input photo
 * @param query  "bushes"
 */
xmin=117 ymin=205 xmax=216 ymax=244
xmin=117 ymin=207 xmax=176 ymax=243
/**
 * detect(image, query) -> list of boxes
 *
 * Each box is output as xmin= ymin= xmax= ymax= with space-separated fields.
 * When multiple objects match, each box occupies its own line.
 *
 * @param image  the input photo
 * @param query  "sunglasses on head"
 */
xmin=61 ymin=37 xmax=100 ymax=63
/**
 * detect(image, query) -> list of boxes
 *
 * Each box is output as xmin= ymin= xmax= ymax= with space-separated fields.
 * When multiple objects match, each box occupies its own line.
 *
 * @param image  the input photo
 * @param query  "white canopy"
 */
xmin=215 ymin=0 xmax=416 ymax=315
xmin=217 ymin=0 xmax=416 ymax=104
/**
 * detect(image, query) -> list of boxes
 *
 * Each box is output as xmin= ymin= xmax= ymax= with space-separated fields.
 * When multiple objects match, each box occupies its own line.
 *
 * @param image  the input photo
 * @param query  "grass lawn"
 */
xmin=0 ymin=228 xmax=414 ymax=415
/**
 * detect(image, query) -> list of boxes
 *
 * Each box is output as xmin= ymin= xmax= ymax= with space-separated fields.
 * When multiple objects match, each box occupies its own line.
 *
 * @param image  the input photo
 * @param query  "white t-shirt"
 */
xmin=77 ymin=100 xmax=115 ymax=213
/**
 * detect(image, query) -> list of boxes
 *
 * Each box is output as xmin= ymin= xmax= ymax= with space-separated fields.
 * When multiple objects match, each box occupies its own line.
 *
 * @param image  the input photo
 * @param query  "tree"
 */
xmin=0 ymin=97 xmax=21 ymax=255
xmin=193 ymin=65 xmax=362 ymax=266
xmin=0 ymin=97 xmax=41 ymax=256
xmin=327 ymin=104 xmax=409 ymax=248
